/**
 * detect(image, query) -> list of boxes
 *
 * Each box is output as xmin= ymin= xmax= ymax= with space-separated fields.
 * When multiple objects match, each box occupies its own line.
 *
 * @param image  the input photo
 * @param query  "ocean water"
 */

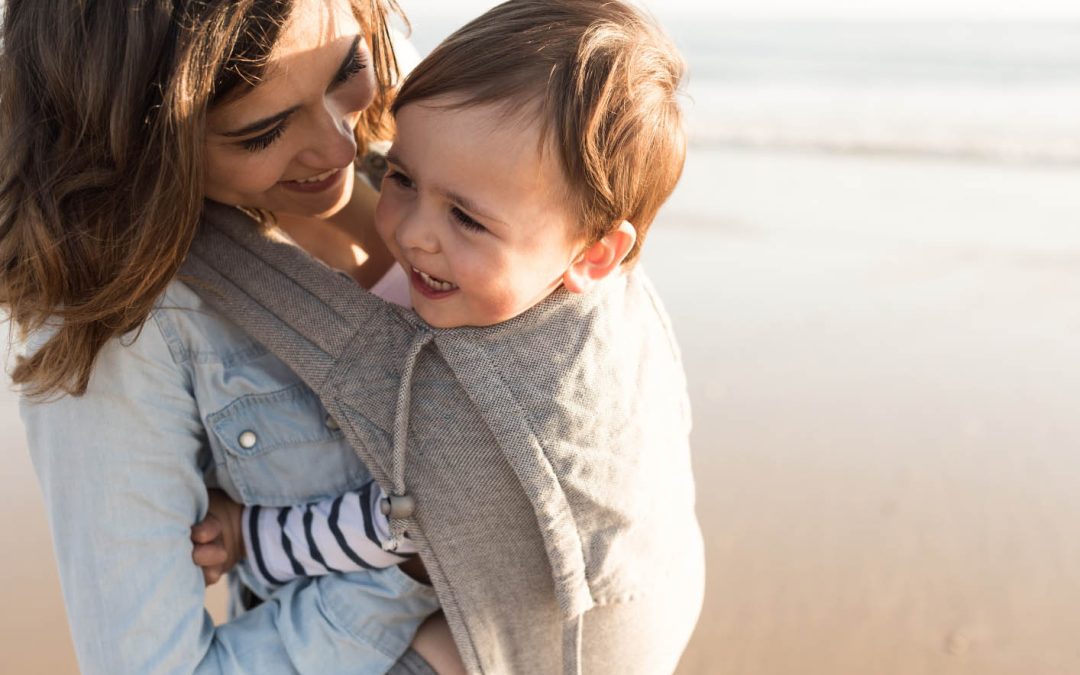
xmin=4 ymin=0 xmax=1073 ymax=163
xmin=409 ymin=16 xmax=1080 ymax=164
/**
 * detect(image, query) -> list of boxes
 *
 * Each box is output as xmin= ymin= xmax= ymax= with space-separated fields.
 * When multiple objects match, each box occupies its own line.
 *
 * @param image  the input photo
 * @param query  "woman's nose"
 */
xmin=296 ymin=109 xmax=358 ymax=169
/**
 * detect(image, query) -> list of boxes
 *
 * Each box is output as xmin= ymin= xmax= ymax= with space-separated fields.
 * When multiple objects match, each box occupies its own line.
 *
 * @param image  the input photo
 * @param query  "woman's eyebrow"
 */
xmin=220 ymin=105 xmax=301 ymax=138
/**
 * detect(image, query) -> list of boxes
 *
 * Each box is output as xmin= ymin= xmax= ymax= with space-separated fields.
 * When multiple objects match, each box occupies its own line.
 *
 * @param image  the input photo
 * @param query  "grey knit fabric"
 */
xmin=180 ymin=202 xmax=704 ymax=674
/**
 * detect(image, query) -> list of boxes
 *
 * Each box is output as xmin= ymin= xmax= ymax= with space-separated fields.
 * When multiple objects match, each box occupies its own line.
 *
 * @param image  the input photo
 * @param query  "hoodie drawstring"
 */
xmin=381 ymin=329 xmax=435 ymax=552
xmin=563 ymin=614 xmax=584 ymax=675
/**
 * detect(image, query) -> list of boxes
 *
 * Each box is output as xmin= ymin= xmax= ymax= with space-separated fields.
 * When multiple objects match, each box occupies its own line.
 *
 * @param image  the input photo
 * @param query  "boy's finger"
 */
xmin=191 ymin=517 xmax=222 ymax=543
xmin=192 ymin=543 xmax=228 ymax=567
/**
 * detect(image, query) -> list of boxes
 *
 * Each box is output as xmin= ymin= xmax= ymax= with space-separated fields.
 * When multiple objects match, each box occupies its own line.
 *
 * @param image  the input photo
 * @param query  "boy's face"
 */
xmin=375 ymin=99 xmax=585 ymax=328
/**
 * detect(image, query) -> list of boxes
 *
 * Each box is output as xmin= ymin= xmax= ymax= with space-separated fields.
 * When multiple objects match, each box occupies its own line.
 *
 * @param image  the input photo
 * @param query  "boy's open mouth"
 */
xmin=411 ymin=266 xmax=459 ymax=297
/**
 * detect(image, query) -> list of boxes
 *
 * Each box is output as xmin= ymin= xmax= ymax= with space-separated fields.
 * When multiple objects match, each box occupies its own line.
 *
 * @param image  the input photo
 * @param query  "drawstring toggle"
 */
xmin=380 ymin=494 xmax=416 ymax=519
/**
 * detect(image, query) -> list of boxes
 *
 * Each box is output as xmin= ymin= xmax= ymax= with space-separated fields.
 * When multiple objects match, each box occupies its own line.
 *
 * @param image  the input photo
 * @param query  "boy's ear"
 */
xmin=563 ymin=220 xmax=637 ymax=294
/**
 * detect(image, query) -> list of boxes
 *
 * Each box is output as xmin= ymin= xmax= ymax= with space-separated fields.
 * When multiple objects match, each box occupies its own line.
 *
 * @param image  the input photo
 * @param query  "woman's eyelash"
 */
xmin=451 ymin=207 xmax=486 ymax=232
xmin=333 ymin=49 xmax=367 ymax=85
xmin=240 ymin=123 xmax=288 ymax=152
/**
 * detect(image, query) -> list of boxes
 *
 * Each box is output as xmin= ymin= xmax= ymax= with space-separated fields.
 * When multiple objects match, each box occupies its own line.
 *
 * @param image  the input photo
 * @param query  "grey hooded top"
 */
xmin=181 ymin=202 xmax=704 ymax=674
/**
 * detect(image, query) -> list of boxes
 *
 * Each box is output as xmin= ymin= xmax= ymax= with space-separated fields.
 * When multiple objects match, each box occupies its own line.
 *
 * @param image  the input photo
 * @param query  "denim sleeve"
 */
xmin=21 ymin=318 xmax=438 ymax=675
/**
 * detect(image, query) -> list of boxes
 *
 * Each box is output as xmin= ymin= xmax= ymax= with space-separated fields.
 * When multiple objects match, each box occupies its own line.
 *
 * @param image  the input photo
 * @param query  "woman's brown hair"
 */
xmin=0 ymin=0 xmax=403 ymax=397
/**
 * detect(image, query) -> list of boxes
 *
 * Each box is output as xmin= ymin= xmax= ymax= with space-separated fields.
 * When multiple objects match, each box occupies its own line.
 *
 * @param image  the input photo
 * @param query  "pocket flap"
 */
xmin=208 ymin=383 xmax=343 ymax=458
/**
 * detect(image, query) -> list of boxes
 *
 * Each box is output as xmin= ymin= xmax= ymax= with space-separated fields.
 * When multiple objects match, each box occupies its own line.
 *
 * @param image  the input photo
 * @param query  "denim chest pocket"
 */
xmin=206 ymin=383 xmax=370 ymax=505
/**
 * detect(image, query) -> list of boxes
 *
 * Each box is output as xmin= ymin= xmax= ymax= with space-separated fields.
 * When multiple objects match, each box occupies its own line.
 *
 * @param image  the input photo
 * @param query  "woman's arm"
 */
xmin=21 ymin=314 xmax=437 ymax=674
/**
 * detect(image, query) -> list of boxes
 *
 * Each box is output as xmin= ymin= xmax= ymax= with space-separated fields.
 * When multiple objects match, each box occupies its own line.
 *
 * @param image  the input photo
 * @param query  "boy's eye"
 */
xmin=332 ymin=47 xmax=367 ymax=86
xmin=239 ymin=123 xmax=288 ymax=153
xmin=451 ymin=207 xmax=486 ymax=233
xmin=385 ymin=170 xmax=415 ymax=190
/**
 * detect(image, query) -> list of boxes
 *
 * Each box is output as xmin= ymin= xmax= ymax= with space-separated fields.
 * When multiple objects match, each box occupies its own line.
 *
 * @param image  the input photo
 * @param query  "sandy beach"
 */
xmin=665 ymin=149 xmax=1080 ymax=674
xmin=4 ymin=146 xmax=1080 ymax=673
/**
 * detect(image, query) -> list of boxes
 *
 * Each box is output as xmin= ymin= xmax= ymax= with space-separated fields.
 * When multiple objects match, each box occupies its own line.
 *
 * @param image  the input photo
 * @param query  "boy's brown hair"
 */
xmin=392 ymin=0 xmax=685 ymax=262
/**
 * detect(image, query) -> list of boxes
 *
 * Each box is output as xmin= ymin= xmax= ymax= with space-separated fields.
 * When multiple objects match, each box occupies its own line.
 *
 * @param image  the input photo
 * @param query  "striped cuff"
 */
xmin=242 ymin=482 xmax=416 ymax=588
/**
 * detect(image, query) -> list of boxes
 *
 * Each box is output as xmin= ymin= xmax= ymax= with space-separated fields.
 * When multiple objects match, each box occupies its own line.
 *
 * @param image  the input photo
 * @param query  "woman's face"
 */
xmin=203 ymin=0 xmax=374 ymax=219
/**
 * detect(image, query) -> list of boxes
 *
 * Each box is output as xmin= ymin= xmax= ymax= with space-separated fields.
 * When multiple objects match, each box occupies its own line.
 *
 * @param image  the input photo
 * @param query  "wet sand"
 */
xmin=4 ymin=148 xmax=1080 ymax=673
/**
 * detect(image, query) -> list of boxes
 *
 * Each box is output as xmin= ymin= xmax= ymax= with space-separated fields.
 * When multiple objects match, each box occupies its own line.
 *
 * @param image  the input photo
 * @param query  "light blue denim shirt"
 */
xmin=20 ymin=278 xmax=439 ymax=675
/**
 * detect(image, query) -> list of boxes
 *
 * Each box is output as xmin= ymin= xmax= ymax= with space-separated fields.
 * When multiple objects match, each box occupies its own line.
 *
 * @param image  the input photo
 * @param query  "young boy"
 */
xmin=187 ymin=1 xmax=702 ymax=672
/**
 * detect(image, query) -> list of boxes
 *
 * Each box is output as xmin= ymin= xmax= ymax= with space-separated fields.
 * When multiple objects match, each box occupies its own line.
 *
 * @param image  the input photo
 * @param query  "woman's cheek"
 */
xmin=334 ymin=63 xmax=376 ymax=123
xmin=205 ymin=150 xmax=275 ymax=201
xmin=351 ymin=68 xmax=377 ymax=112
xmin=231 ymin=153 xmax=292 ymax=194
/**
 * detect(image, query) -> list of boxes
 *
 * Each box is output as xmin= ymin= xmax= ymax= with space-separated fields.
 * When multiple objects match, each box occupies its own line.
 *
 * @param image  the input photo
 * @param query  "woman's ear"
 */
xmin=563 ymin=220 xmax=637 ymax=294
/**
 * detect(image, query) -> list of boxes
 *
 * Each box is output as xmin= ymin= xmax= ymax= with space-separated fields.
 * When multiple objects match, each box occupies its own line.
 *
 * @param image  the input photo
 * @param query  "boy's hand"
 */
xmin=191 ymin=489 xmax=245 ymax=586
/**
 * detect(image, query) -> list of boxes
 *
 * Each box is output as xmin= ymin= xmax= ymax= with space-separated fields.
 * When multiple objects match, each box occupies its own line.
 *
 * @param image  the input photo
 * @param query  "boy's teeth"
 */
xmin=413 ymin=267 xmax=458 ymax=292
xmin=295 ymin=169 xmax=336 ymax=184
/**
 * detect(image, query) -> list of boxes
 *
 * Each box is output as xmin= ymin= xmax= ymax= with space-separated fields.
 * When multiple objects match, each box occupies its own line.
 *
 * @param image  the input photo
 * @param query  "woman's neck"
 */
xmin=273 ymin=177 xmax=394 ymax=289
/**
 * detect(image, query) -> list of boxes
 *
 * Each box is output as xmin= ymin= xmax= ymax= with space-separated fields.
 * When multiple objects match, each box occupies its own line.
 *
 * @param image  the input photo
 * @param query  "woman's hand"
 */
xmin=190 ymin=489 xmax=245 ymax=585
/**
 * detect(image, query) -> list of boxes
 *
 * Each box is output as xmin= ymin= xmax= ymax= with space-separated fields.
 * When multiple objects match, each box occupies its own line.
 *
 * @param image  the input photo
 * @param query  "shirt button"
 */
xmin=324 ymin=414 xmax=340 ymax=431
xmin=238 ymin=430 xmax=257 ymax=449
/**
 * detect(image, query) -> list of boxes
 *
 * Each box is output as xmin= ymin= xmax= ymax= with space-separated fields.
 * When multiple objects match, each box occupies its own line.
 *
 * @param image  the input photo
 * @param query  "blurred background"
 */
xmin=4 ymin=0 xmax=1080 ymax=673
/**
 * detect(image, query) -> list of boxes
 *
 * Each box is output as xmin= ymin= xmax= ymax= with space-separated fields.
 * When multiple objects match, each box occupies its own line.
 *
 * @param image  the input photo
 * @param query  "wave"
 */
xmin=683 ymin=81 xmax=1080 ymax=164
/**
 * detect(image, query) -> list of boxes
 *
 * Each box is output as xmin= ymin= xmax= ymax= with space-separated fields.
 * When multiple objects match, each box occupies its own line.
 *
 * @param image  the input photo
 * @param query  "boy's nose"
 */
xmin=396 ymin=210 xmax=440 ymax=254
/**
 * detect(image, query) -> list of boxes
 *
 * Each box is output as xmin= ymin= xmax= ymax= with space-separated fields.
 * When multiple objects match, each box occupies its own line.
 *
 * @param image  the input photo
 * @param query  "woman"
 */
xmin=0 ymin=0 xmax=445 ymax=672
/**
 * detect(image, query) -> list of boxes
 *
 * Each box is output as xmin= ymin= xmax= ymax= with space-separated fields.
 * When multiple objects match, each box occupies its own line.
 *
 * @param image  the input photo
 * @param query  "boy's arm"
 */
xmin=192 ymin=481 xmax=416 ymax=587
xmin=246 ymin=480 xmax=416 ymax=587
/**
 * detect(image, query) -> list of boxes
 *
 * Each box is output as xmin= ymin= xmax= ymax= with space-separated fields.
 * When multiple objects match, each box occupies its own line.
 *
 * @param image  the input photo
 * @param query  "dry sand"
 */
xmin=4 ymin=148 xmax=1080 ymax=674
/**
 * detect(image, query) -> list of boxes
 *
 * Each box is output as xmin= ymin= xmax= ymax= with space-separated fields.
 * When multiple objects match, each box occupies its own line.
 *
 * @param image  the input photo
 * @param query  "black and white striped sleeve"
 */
xmin=242 ymin=480 xmax=417 ymax=588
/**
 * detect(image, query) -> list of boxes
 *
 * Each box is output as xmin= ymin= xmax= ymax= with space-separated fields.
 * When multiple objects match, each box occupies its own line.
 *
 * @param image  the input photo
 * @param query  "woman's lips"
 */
xmin=410 ymin=266 xmax=459 ymax=299
xmin=278 ymin=168 xmax=343 ymax=193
